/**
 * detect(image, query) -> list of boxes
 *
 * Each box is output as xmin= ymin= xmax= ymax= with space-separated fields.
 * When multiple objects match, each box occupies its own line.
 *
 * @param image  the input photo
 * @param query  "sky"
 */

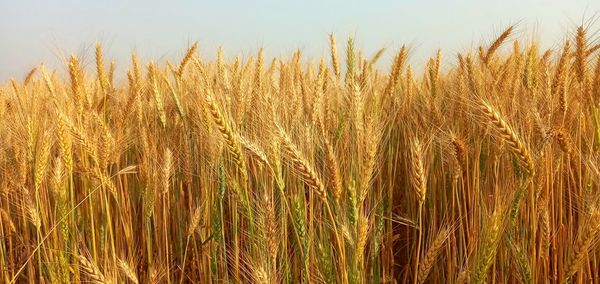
xmin=1 ymin=0 xmax=599 ymax=82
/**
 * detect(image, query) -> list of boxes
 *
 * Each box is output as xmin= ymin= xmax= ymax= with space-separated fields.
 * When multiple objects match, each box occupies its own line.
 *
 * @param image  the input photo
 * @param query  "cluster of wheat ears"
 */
xmin=1 ymin=24 xmax=600 ymax=284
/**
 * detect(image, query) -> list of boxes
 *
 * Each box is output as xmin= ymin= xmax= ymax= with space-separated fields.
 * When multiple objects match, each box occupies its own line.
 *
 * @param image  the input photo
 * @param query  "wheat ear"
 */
xmin=479 ymin=100 xmax=534 ymax=174
xmin=277 ymin=126 xmax=326 ymax=200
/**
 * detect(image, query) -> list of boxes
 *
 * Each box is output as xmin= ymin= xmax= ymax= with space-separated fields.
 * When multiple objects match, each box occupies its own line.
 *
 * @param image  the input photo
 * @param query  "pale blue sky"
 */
xmin=1 ymin=0 xmax=599 ymax=82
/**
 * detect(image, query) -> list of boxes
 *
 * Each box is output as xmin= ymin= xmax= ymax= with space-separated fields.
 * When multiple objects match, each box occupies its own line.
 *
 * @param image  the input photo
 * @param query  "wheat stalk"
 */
xmin=479 ymin=99 xmax=534 ymax=174
xmin=277 ymin=126 xmax=326 ymax=200
xmin=329 ymin=33 xmax=340 ymax=79
xmin=418 ymin=226 xmax=453 ymax=283
xmin=204 ymin=90 xmax=248 ymax=188
xmin=96 ymin=42 xmax=110 ymax=94
xmin=117 ymin=259 xmax=139 ymax=284
xmin=410 ymin=138 xmax=427 ymax=204
xmin=177 ymin=42 xmax=198 ymax=77
xmin=484 ymin=25 xmax=514 ymax=64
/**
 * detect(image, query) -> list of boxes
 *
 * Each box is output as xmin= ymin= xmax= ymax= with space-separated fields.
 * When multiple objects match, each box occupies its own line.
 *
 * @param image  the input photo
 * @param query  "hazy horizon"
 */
xmin=1 ymin=0 xmax=599 ymax=83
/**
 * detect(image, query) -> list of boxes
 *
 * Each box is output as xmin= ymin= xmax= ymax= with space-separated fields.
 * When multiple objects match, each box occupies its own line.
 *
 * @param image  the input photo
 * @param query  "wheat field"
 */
xmin=0 ymin=25 xmax=600 ymax=283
